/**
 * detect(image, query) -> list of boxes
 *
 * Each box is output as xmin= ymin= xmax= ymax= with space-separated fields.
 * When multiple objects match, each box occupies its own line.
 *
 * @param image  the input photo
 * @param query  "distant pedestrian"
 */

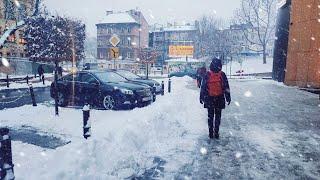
xmin=37 ymin=64 xmax=44 ymax=80
xmin=196 ymin=66 xmax=207 ymax=88
xmin=57 ymin=66 xmax=63 ymax=77
xmin=200 ymin=58 xmax=231 ymax=139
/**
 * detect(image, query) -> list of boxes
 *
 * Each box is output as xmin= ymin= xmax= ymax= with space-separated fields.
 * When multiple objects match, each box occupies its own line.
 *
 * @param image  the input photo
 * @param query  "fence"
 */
xmin=0 ymin=57 xmax=54 ymax=78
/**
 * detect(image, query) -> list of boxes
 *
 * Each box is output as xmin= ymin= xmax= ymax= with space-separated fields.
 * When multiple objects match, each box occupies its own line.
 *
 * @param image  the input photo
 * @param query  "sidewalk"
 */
xmin=0 ymin=73 xmax=53 ymax=91
xmin=0 ymin=77 xmax=319 ymax=179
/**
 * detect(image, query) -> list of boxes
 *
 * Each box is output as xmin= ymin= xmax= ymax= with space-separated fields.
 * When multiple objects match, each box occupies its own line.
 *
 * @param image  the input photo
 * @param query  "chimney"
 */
xmin=106 ymin=10 xmax=113 ymax=16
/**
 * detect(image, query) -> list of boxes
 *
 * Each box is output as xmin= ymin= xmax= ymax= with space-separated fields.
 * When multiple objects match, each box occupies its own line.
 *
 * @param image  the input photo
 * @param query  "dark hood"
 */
xmin=210 ymin=58 xmax=222 ymax=73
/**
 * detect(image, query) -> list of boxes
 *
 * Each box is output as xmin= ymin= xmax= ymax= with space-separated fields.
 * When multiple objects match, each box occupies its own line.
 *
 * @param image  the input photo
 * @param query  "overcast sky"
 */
xmin=44 ymin=0 xmax=241 ymax=37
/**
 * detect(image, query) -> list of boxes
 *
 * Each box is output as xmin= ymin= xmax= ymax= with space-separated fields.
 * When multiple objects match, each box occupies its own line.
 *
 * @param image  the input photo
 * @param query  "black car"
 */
xmin=50 ymin=70 xmax=153 ymax=110
xmin=112 ymin=69 xmax=163 ymax=95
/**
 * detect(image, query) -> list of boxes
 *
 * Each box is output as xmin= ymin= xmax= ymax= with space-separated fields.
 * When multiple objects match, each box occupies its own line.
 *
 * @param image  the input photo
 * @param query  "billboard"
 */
xmin=169 ymin=46 xmax=194 ymax=58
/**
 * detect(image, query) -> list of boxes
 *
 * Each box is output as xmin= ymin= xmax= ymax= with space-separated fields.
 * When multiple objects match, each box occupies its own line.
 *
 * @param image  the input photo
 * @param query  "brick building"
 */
xmin=284 ymin=0 xmax=320 ymax=88
xmin=96 ymin=9 xmax=149 ymax=62
xmin=149 ymin=23 xmax=198 ymax=65
xmin=0 ymin=0 xmax=36 ymax=58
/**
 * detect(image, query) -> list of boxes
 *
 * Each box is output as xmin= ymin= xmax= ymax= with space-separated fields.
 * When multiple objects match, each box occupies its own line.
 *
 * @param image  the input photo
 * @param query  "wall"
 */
xmin=285 ymin=0 xmax=320 ymax=88
xmin=272 ymin=0 xmax=291 ymax=82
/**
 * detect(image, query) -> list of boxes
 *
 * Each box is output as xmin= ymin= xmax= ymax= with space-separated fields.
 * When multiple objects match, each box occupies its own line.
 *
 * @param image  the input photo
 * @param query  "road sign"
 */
xmin=109 ymin=34 xmax=120 ymax=47
xmin=110 ymin=47 xmax=120 ymax=59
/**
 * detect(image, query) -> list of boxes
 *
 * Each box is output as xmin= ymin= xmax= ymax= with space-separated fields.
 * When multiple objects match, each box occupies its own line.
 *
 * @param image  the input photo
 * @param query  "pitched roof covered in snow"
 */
xmin=151 ymin=25 xmax=197 ymax=33
xmin=98 ymin=12 xmax=138 ymax=24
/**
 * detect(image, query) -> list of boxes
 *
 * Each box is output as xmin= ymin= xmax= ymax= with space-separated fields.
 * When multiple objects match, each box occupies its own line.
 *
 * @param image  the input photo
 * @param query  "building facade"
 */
xmin=284 ymin=0 xmax=320 ymax=88
xmin=0 ymin=0 xmax=36 ymax=57
xmin=96 ymin=9 xmax=149 ymax=63
xmin=149 ymin=23 xmax=198 ymax=65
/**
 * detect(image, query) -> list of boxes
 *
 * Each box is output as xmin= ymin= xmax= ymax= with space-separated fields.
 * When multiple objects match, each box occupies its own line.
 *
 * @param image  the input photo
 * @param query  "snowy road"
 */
xmin=178 ymin=79 xmax=320 ymax=179
xmin=0 ymin=77 xmax=319 ymax=179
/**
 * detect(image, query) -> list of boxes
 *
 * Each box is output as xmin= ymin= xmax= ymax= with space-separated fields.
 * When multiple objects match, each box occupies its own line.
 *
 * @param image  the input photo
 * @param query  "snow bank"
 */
xmin=1 ymin=76 xmax=207 ymax=179
xmin=223 ymin=57 xmax=273 ymax=75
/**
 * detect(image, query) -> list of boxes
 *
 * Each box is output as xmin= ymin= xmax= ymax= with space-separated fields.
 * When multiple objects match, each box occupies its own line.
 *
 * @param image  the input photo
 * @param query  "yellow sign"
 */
xmin=109 ymin=34 xmax=120 ymax=47
xmin=110 ymin=47 xmax=120 ymax=59
xmin=169 ymin=46 xmax=194 ymax=58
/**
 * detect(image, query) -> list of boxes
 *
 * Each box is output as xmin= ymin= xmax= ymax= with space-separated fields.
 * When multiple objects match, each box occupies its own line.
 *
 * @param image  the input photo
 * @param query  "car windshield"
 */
xmin=117 ymin=70 xmax=141 ymax=79
xmin=94 ymin=72 xmax=127 ymax=83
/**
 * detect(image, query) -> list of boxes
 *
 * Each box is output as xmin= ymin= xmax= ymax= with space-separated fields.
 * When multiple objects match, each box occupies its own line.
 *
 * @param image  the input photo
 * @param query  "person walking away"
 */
xmin=57 ymin=66 xmax=63 ymax=78
xmin=37 ymin=64 xmax=44 ymax=81
xmin=196 ymin=66 xmax=207 ymax=88
xmin=200 ymin=58 xmax=231 ymax=139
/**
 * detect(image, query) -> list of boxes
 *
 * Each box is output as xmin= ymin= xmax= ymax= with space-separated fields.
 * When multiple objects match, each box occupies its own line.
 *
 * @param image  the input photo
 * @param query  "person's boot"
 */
xmin=214 ymin=131 xmax=219 ymax=139
xmin=209 ymin=128 xmax=214 ymax=139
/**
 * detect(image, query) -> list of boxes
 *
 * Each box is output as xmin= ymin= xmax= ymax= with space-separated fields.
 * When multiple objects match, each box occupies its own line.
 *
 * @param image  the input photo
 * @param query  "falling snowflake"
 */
xmin=2 ymin=95 xmax=5 ymax=98
xmin=318 ymin=19 xmax=320 ymax=23
xmin=292 ymin=38 xmax=297 ymax=42
xmin=200 ymin=147 xmax=207 ymax=155
xmin=244 ymin=91 xmax=252 ymax=97
xmin=281 ymin=153 xmax=285 ymax=157
xmin=19 ymin=152 xmax=25 ymax=157
xmin=229 ymin=131 xmax=233 ymax=136
xmin=14 ymin=0 xmax=20 ymax=7
xmin=41 ymin=152 xmax=47 ymax=156
xmin=235 ymin=152 xmax=243 ymax=159
xmin=1 ymin=57 xmax=10 ymax=67
xmin=234 ymin=101 xmax=240 ymax=107
xmin=16 ymin=163 xmax=21 ymax=168
xmin=311 ymin=37 xmax=315 ymax=41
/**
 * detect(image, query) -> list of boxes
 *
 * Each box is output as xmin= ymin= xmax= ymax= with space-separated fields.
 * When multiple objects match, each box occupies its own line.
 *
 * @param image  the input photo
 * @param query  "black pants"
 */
xmin=208 ymin=108 xmax=222 ymax=135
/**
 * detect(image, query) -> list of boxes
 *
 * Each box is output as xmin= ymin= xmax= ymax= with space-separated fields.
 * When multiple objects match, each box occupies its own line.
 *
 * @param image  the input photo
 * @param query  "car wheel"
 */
xmin=57 ymin=92 xmax=68 ymax=107
xmin=102 ymin=95 xmax=116 ymax=110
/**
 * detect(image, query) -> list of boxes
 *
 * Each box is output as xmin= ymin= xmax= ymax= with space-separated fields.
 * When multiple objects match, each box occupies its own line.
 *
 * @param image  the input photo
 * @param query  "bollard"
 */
xmin=0 ymin=128 xmax=15 ymax=180
xmin=6 ymin=75 xmax=9 ymax=88
xmin=161 ymin=81 xmax=165 ymax=96
xmin=29 ymin=84 xmax=37 ymax=107
xmin=168 ymin=78 xmax=171 ymax=93
xmin=152 ymin=86 xmax=156 ymax=102
xmin=26 ymin=75 xmax=29 ymax=85
xmin=42 ymin=75 xmax=45 ymax=85
xmin=83 ymin=105 xmax=91 ymax=139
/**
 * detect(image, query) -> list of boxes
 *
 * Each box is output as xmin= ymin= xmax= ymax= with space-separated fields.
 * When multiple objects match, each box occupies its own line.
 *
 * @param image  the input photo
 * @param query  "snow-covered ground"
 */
xmin=0 ymin=73 xmax=53 ymax=90
xmin=222 ymin=56 xmax=273 ymax=75
xmin=0 ymin=80 xmax=52 ymax=91
xmin=1 ymin=76 xmax=319 ymax=179
xmin=0 ymin=77 xmax=207 ymax=179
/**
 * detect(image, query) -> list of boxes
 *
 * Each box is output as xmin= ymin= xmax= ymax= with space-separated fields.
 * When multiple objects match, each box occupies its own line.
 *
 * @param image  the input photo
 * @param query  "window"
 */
xmin=108 ymin=28 xmax=112 ymax=34
xmin=127 ymin=27 xmax=131 ymax=33
xmin=63 ymin=74 xmax=79 ymax=82
xmin=127 ymin=52 xmax=131 ymax=58
xmin=80 ymin=73 xmax=98 ymax=84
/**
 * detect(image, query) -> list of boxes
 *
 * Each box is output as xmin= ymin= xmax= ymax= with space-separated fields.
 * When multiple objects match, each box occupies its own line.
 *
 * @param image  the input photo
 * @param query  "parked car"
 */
xmin=50 ymin=70 xmax=153 ymax=110
xmin=112 ymin=69 xmax=163 ymax=95
xmin=169 ymin=68 xmax=197 ymax=79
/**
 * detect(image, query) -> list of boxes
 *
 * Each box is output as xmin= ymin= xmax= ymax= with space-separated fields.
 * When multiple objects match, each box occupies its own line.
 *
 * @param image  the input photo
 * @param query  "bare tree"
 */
xmin=234 ymin=0 xmax=277 ymax=64
xmin=196 ymin=15 xmax=225 ymax=58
